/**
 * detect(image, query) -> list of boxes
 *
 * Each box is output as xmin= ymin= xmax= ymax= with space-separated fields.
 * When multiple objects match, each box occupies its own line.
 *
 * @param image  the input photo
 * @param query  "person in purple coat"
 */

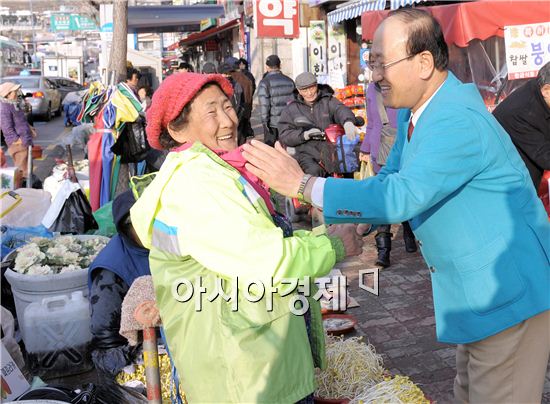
xmin=0 ymin=82 xmax=33 ymax=188
xmin=360 ymin=81 xmax=417 ymax=267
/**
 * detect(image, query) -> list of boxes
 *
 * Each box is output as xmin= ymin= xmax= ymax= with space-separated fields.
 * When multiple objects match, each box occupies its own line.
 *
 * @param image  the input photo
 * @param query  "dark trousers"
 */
xmin=263 ymin=125 xmax=279 ymax=147
xmin=238 ymin=117 xmax=254 ymax=146
xmin=377 ymin=221 xmax=415 ymax=239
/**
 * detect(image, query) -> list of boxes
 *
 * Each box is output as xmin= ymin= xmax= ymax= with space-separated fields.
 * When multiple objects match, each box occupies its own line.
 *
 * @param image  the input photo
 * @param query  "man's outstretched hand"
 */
xmin=243 ymin=140 xmax=304 ymax=198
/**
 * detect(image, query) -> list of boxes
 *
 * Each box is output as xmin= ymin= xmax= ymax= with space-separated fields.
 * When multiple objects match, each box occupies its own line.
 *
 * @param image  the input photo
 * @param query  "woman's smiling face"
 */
xmin=170 ymin=84 xmax=238 ymax=151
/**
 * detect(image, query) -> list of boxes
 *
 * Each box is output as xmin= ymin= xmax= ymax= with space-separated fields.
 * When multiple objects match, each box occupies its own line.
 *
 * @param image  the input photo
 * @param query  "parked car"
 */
xmin=48 ymin=77 xmax=85 ymax=101
xmin=1 ymin=75 xmax=62 ymax=121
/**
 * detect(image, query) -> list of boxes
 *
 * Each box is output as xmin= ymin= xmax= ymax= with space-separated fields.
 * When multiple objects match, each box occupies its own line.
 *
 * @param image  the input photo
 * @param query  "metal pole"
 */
xmin=29 ymin=0 xmax=36 ymax=56
xmin=142 ymin=327 xmax=162 ymax=404
xmin=26 ymin=145 xmax=33 ymax=188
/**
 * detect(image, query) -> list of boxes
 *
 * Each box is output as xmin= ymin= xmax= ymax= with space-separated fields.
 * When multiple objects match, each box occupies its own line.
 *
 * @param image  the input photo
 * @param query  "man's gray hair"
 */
xmin=536 ymin=61 xmax=550 ymax=88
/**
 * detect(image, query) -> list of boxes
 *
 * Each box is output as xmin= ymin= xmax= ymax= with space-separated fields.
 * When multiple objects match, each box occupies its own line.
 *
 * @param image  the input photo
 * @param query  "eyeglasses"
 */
xmin=368 ymin=54 xmax=415 ymax=73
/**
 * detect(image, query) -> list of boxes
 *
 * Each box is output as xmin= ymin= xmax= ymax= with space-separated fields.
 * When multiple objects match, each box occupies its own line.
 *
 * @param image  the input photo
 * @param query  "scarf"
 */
xmin=172 ymin=142 xmax=275 ymax=214
xmin=0 ymin=96 xmax=24 ymax=110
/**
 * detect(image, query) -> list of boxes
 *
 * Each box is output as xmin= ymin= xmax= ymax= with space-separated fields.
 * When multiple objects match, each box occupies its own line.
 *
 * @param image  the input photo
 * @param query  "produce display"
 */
xmin=315 ymin=334 xmax=429 ymax=403
xmin=116 ymin=353 xmax=187 ymax=403
xmin=322 ymin=314 xmax=357 ymax=335
xmin=349 ymin=375 xmax=430 ymax=404
xmin=13 ymin=235 xmax=109 ymax=275
xmin=315 ymin=334 xmax=385 ymax=399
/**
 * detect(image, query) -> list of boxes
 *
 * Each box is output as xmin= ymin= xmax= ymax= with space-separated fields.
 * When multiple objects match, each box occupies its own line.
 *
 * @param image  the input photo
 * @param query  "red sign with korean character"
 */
xmin=255 ymin=0 xmax=299 ymax=39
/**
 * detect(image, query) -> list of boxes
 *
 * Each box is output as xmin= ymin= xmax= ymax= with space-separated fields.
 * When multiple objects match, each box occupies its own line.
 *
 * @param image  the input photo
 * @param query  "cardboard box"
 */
xmin=1 ymin=342 xmax=30 ymax=401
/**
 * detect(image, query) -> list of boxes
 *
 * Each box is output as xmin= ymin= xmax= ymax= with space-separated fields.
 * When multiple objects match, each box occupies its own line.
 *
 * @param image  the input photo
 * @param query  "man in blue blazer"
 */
xmin=243 ymin=8 xmax=550 ymax=403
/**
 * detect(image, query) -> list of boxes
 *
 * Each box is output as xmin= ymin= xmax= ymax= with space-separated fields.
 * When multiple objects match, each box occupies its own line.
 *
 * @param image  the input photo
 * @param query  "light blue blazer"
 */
xmin=323 ymin=72 xmax=550 ymax=344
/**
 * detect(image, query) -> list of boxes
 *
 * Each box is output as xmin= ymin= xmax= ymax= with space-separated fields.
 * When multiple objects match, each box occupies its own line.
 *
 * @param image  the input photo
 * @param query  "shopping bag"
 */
xmin=92 ymin=200 xmax=116 ymax=236
xmin=356 ymin=156 xmax=375 ymax=180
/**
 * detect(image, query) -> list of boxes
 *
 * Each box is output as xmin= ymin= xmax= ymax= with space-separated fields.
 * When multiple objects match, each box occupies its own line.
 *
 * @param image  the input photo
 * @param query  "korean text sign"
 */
xmin=309 ymin=20 xmax=328 ymax=81
xmin=256 ymin=0 xmax=299 ymax=38
xmin=504 ymin=22 xmax=550 ymax=80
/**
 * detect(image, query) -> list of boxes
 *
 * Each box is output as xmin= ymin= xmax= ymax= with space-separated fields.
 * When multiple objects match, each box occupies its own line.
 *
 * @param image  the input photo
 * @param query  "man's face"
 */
xmin=371 ymin=18 xmax=421 ymax=110
xmin=298 ymin=84 xmax=318 ymax=104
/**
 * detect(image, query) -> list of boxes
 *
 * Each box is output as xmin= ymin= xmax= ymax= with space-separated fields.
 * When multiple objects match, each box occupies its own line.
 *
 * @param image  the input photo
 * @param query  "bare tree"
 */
xmin=107 ymin=0 xmax=128 ymax=83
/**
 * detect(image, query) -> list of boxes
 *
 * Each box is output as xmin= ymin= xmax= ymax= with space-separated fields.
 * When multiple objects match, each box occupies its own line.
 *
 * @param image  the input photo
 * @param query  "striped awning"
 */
xmin=327 ymin=0 xmax=386 ymax=26
xmin=390 ymin=0 xmax=426 ymax=10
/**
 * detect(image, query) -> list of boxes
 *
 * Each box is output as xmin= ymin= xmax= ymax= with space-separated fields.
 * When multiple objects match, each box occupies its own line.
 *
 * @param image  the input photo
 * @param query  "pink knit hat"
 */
xmin=146 ymin=72 xmax=234 ymax=150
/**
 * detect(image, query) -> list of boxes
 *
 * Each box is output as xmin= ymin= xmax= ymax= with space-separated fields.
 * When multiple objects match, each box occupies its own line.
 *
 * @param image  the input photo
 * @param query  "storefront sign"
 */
xmin=50 ymin=14 xmax=97 ymax=32
xmin=327 ymin=24 xmax=346 ymax=88
xmin=200 ymin=18 xmax=217 ymax=31
xmin=255 ymin=0 xmax=300 ymax=38
xmin=50 ymin=14 xmax=71 ymax=31
xmin=504 ymin=22 xmax=550 ymax=80
xmin=359 ymin=47 xmax=369 ymax=69
xmin=309 ymin=20 xmax=328 ymax=82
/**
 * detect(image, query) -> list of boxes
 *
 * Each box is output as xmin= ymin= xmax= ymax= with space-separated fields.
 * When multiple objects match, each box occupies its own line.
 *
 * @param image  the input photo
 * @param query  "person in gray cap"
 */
xmin=257 ymin=54 xmax=295 ymax=146
xmin=277 ymin=71 xmax=357 ymax=176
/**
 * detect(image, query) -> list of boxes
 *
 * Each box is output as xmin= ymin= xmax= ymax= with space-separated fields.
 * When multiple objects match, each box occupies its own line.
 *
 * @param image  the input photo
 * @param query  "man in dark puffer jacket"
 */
xmin=278 ymin=72 xmax=357 ymax=176
xmin=257 ymin=55 xmax=295 ymax=146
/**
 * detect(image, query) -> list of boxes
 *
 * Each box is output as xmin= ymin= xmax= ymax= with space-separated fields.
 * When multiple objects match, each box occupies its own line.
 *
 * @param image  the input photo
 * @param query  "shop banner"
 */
xmin=327 ymin=24 xmax=346 ymax=89
xmin=504 ymin=22 xmax=550 ymax=80
xmin=50 ymin=14 xmax=71 ymax=31
xmin=50 ymin=14 xmax=97 ymax=32
xmin=255 ymin=0 xmax=300 ymax=38
xmin=309 ymin=20 xmax=328 ymax=83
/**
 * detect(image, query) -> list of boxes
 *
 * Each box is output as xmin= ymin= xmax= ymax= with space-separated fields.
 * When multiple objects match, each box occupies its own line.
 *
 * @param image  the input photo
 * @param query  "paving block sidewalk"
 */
xmin=337 ymin=224 xmax=550 ymax=403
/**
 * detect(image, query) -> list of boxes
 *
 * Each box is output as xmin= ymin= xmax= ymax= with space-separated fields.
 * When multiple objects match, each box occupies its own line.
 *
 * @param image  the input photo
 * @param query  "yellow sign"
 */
xmin=200 ymin=18 xmax=217 ymax=31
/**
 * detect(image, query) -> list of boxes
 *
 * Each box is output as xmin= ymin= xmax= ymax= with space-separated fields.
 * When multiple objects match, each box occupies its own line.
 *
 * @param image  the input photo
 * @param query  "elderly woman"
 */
xmin=130 ymin=73 xmax=363 ymax=403
xmin=0 ymin=82 xmax=33 ymax=187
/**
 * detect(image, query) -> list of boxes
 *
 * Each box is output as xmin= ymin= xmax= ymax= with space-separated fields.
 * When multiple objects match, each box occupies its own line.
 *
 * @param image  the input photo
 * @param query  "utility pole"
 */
xmin=107 ymin=0 xmax=129 ymax=84
xmin=29 ymin=0 xmax=36 ymax=57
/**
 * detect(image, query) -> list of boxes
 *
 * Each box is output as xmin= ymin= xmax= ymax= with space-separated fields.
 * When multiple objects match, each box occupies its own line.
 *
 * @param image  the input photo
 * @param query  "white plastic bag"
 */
xmin=0 ymin=188 xmax=52 ymax=227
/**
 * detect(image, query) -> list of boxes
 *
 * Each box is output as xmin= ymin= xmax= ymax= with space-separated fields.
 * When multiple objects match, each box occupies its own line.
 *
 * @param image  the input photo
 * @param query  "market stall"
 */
xmin=360 ymin=0 xmax=550 ymax=108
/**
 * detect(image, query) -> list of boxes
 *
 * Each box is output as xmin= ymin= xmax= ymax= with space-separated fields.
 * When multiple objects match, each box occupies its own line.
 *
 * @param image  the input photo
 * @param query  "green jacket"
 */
xmin=130 ymin=143 xmax=337 ymax=403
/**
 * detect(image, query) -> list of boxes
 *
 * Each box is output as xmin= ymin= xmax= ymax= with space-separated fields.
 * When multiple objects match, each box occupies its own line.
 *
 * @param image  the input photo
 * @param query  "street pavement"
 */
xmin=2 ymin=115 xmax=75 ymax=182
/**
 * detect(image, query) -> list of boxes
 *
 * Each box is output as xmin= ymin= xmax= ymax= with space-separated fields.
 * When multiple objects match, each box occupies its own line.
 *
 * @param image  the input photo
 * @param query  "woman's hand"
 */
xmin=327 ymin=224 xmax=364 ymax=256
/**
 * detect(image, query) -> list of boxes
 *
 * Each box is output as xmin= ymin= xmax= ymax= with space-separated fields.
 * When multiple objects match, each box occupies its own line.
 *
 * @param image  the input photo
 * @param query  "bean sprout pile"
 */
xmin=349 ymin=375 xmax=430 ymax=404
xmin=315 ymin=334 xmax=429 ymax=403
xmin=315 ymin=334 xmax=385 ymax=399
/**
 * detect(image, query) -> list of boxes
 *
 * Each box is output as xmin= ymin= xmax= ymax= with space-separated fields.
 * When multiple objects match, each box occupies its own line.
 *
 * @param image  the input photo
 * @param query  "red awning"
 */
xmin=361 ymin=0 xmax=550 ymax=47
xmin=167 ymin=41 xmax=180 ymax=51
xmin=162 ymin=55 xmax=178 ymax=63
xmin=180 ymin=19 xmax=239 ymax=46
